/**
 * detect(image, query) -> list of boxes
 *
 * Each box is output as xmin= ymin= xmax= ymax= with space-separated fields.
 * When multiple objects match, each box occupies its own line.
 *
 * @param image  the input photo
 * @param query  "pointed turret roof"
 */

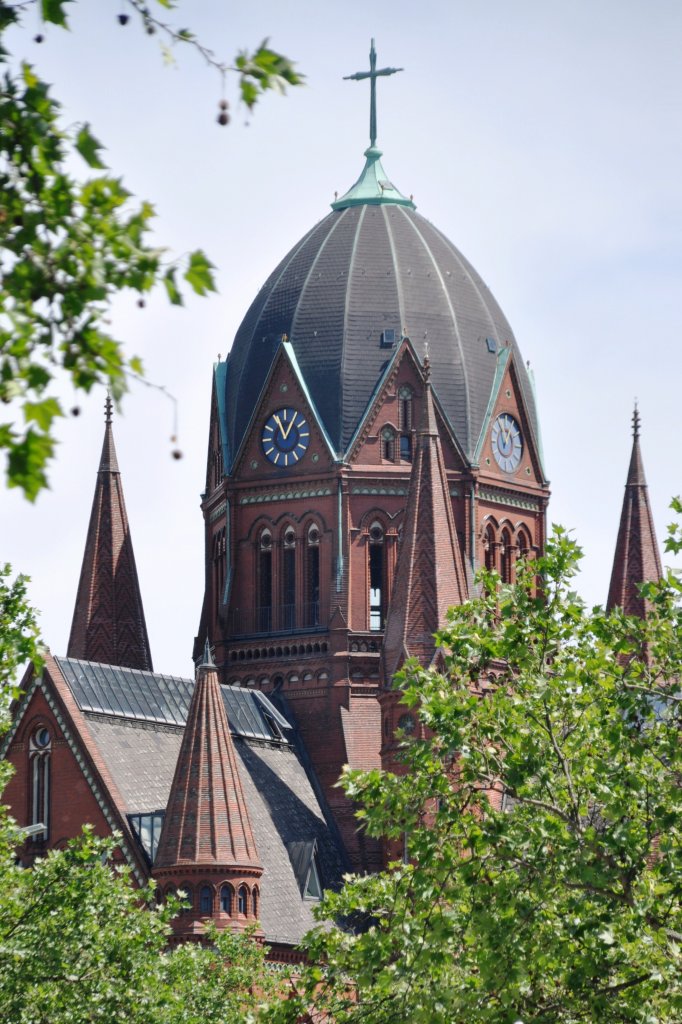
xmin=606 ymin=406 xmax=663 ymax=617
xmin=67 ymin=397 xmax=153 ymax=670
xmin=154 ymin=642 xmax=261 ymax=872
xmin=382 ymin=356 xmax=469 ymax=683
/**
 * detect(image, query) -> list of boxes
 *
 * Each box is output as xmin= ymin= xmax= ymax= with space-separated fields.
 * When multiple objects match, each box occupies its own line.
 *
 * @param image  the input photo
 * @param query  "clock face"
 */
xmin=261 ymin=408 xmax=310 ymax=467
xmin=491 ymin=413 xmax=523 ymax=473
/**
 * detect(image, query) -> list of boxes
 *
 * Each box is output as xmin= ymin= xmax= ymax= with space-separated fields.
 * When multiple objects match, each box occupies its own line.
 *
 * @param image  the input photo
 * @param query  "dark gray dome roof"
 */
xmin=224 ymin=203 xmax=537 ymax=463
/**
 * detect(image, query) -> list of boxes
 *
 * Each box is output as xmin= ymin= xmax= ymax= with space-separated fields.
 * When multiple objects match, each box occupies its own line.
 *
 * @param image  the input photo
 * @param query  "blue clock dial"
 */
xmin=261 ymin=408 xmax=310 ymax=467
xmin=491 ymin=413 xmax=523 ymax=473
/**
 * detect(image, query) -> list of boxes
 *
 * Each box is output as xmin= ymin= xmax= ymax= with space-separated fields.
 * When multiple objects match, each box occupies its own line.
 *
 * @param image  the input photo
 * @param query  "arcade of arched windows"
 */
xmin=242 ymin=518 xmax=325 ymax=636
xmin=481 ymin=519 xmax=534 ymax=583
xmin=168 ymin=881 xmax=260 ymax=920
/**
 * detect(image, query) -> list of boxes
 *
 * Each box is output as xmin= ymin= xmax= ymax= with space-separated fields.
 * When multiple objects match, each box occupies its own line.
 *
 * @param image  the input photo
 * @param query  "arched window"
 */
xmin=29 ymin=726 xmax=51 ymax=841
xmin=281 ymin=526 xmax=296 ymax=629
xmin=252 ymin=887 xmax=259 ymax=918
xmin=200 ymin=885 xmax=213 ymax=915
xmin=180 ymin=885 xmax=193 ymax=914
xmin=398 ymin=386 xmax=413 ymax=462
xmin=500 ymin=528 xmax=512 ymax=584
xmin=516 ymin=527 xmax=531 ymax=559
xmin=220 ymin=884 xmax=233 ymax=914
xmin=258 ymin=529 xmax=272 ymax=632
xmin=238 ymin=885 xmax=248 ymax=915
xmin=306 ymin=523 xmax=320 ymax=626
xmin=381 ymin=426 xmax=396 ymax=462
xmin=483 ymin=524 xmax=496 ymax=572
xmin=368 ymin=521 xmax=385 ymax=631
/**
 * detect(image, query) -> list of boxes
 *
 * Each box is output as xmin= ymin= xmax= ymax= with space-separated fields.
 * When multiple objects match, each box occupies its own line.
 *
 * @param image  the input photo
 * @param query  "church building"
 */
xmin=1 ymin=43 xmax=663 ymax=957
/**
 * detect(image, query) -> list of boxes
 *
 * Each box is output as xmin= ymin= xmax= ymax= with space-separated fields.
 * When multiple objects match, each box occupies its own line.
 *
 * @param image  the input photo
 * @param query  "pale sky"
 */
xmin=2 ymin=1 xmax=681 ymax=677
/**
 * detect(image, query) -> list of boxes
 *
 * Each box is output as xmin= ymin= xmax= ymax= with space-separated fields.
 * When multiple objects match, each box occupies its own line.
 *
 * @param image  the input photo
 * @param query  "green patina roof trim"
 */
xmin=283 ymin=340 xmax=339 ymax=459
xmin=331 ymin=146 xmax=415 ymax=211
xmin=214 ymin=360 xmax=230 ymax=472
xmin=472 ymin=346 xmax=511 ymax=465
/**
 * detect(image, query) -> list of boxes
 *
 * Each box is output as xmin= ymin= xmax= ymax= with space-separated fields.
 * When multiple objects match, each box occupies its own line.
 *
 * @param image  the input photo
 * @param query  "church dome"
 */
xmin=224 ymin=149 xmax=537 ymax=465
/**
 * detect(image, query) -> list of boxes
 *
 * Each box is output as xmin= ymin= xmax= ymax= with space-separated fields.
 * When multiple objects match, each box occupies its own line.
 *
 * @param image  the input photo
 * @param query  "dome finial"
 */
xmin=343 ymin=38 xmax=403 ymax=150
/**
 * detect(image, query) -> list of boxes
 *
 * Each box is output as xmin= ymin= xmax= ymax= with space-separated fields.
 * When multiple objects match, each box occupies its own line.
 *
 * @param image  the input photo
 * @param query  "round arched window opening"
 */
xmin=397 ymin=713 xmax=416 ymax=735
xmin=34 ymin=727 xmax=50 ymax=749
xmin=238 ymin=885 xmax=248 ymax=915
xmin=307 ymin=524 xmax=320 ymax=546
xmin=283 ymin=526 xmax=296 ymax=548
xmin=259 ymin=529 xmax=272 ymax=551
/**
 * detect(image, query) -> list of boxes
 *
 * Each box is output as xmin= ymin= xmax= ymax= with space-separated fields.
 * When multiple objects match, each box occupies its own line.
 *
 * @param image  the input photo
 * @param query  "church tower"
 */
xmin=196 ymin=42 xmax=550 ymax=871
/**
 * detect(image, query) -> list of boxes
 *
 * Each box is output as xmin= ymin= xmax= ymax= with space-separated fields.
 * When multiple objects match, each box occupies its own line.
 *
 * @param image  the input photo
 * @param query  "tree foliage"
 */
xmin=271 ymin=509 xmax=682 ymax=1024
xmin=0 ymin=815 xmax=278 ymax=1024
xmin=0 ymin=564 xmax=42 ymax=719
xmin=0 ymin=0 xmax=302 ymax=499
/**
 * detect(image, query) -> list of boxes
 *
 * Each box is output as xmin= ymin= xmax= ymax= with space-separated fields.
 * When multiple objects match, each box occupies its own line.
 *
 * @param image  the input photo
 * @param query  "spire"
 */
xmin=606 ymin=406 xmax=663 ymax=616
xmin=67 ymin=398 xmax=153 ymax=671
xmin=382 ymin=362 xmax=469 ymax=683
xmin=154 ymin=656 xmax=262 ymax=936
xmin=333 ymin=40 xmax=415 ymax=211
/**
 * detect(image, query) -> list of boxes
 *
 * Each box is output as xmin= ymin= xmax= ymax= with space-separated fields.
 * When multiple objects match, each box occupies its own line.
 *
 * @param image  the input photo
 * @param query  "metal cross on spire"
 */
xmin=343 ymin=39 xmax=403 ymax=149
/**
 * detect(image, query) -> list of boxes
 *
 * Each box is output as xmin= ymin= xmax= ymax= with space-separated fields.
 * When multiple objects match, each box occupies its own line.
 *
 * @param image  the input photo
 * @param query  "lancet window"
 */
xmin=368 ymin=521 xmax=385 ymax=631
xmin=29 ymin=726 xmax=51 ymax=841
xmin=258 ymin=529 xmax=273 ymax=632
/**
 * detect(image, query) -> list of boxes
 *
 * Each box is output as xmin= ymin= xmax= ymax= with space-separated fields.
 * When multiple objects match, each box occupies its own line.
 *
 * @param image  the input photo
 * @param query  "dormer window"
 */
xmin=305 ymin=852 xmax=323 ymax=899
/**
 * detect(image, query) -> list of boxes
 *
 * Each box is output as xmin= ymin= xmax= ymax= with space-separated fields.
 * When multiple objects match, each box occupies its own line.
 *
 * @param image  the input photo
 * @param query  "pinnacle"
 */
xmin=382 ymin=376 xmax=468 ymax=682
xmin=606 ymin=410 xmax=662 ymax=616
xmin=67 ymin=409 xmax=152 ymax=670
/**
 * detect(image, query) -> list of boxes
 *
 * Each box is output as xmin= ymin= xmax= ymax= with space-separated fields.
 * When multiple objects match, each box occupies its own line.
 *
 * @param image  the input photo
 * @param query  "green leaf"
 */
xmin=163 ymin=267 xmax=183 ymax=306
xmin=40 ymin=0 xmax=72 ymax=27
xmin=75 ymin=124 xmax=106 ymax=169
xmin=183 ymin=250 xmax=216 ymax=297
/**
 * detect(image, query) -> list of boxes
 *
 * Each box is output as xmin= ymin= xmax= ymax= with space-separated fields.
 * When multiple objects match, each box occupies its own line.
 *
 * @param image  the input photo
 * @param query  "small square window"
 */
xmin=380 ymin=329 xmax=396 ymax=349
xmin=485 ymin=337 xmax=497 ymax=354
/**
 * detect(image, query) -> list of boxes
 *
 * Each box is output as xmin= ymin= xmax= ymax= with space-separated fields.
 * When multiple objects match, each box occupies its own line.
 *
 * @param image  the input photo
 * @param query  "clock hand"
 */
xmin=279 ymin=415 xmax=296 ymax=440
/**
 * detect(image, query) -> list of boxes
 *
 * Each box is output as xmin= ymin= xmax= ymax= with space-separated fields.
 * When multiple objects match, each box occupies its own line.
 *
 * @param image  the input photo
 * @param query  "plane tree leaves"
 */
xmin=0 ymin=1 xmax=302 ymax=500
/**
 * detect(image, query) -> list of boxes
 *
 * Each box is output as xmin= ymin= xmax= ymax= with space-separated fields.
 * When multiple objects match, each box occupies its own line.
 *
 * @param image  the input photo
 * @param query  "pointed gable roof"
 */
xmin=154 ymin=643 xmax=261 ymax=872
xmin=382 ymin=357 xmax=469 ymax=683
xmin=607 ymin=406 xmax=663 ymax=617
xmin=67 ymin=398 xmax=153 ymax=671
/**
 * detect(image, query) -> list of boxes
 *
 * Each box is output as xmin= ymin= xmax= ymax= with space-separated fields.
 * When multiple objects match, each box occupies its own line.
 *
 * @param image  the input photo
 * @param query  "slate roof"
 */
xmin=223 ymin=203 xmax=538 ymax=463
xmin=51 ymin=659 xmax=346 ymax=946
